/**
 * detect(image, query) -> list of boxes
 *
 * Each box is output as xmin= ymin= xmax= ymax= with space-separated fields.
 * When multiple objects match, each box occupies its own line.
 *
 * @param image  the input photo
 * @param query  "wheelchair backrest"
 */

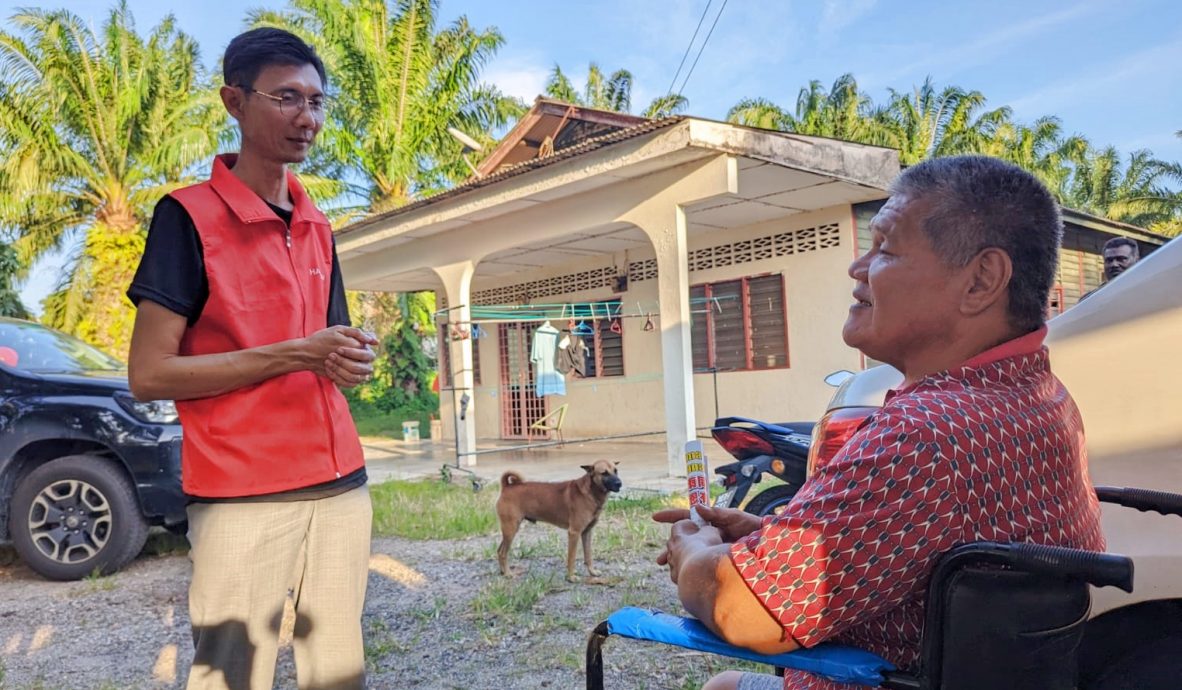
xmin=924 ymin=566 xmax=1090 ymax=690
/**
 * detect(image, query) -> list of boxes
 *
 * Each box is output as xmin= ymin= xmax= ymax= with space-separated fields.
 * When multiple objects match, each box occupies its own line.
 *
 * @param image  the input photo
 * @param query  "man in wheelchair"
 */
xmin=654 ymin=156 xmax=1105 ymax=690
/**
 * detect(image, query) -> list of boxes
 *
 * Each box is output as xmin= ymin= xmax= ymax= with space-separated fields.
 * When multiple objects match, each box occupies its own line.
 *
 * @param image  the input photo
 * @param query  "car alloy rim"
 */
xmin=27 ymin=479 xmax=112 ymax=564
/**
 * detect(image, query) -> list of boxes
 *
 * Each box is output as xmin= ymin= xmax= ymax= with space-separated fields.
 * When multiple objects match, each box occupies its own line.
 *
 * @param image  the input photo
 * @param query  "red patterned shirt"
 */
xmin=729 ymin=327 xmax=1105 ymax=690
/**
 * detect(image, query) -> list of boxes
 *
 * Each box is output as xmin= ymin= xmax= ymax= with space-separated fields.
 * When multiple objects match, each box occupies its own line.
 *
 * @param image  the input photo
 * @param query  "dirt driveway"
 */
xmin=0 ymin=519 xmax=748 ymax=689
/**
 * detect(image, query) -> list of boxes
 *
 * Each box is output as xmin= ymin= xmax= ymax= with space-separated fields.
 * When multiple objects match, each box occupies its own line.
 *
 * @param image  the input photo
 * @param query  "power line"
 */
xmin=664 ymin=0 xmax=714 ymax=101
xmin=676 ymin=0 xmax=730 ymax=98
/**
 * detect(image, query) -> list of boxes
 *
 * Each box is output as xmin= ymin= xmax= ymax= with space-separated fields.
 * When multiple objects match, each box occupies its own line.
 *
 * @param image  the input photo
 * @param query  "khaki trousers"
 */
xmin=184 ymin=485 xmax=372 ymax=690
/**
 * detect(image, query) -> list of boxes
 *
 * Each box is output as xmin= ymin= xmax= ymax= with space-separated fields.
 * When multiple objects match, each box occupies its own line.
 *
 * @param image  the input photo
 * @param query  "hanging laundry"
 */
xmin=555 ymin=333 xmax=588 ymax=378
xmin=531 ymin=322 xmax=566 ymax=397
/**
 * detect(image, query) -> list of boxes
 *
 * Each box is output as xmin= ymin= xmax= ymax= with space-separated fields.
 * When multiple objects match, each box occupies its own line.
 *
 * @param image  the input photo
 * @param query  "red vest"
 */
xmin=170 ymin=154 xmax=364 ymax=498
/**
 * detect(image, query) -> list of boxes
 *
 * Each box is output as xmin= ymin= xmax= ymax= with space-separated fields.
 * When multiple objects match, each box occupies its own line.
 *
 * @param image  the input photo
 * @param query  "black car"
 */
xmin=0 ymin=317 xmax=185 ymax=580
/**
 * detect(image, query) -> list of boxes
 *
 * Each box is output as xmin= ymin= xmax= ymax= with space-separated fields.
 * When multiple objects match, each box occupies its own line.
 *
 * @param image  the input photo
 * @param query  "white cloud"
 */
xmin=1006 ymin=36 xmax=1182 ymax=117
xmin=862 ymin=2 xmax=1102 ymax=88
xmin=484 ymin=56 xmax=552 ymax=103
xmin=820 ymin=0 xmax=878 ymax=39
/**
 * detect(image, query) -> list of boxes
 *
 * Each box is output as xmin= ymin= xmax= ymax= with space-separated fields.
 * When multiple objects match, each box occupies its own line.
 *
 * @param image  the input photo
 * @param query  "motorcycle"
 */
xmin=709 ymin=416 xmax=812 ymax=516
xmin=709 ymin=371 xmax=862 ymax=516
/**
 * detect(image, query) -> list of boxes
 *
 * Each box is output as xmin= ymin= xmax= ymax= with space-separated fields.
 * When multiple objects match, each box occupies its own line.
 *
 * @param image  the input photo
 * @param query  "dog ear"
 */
xmin=581 ymin=464 xmax=593 ymax=473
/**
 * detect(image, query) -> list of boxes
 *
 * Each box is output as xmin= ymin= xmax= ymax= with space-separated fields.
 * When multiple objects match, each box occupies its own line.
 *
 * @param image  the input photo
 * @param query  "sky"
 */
xmin=6 ymin=0 xmax=1182 ymax=313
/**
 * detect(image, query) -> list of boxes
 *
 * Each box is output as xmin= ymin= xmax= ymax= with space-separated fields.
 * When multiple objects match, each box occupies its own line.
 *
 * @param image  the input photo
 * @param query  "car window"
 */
xmin=0 ymin=320 xmax=125 ymax=373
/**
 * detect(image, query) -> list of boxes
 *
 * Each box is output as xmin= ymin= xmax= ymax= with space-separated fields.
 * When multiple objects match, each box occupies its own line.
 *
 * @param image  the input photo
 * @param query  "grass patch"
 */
xmin=352 ymin=412 xmax=410 ymax=439
xmin=350 ymin=403 xmax=436 ymax=440
xmin=596 ymin=499 xmax=670 ymax=556
xmin=370 ymin=478 xmax=498 ymax=540
xmin=69 ymin=568 xmax=117 ymax=597
xmin=363 ymin=618 xmax=406 ymax=673
xmin=609 ymin=492 xmax=686 ymax=515
xmin=478 ymin=531 xmax=561 ymax=563
xmin=408 ymin=595 xmax=449 ymax=623
xmin=470 ymin=570 xmax=556 ymax=619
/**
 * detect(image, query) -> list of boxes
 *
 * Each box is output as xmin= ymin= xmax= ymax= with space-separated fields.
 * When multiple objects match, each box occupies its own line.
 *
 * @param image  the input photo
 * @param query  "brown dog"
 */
xmin=496 ymin=460 xmax=622 ymax=581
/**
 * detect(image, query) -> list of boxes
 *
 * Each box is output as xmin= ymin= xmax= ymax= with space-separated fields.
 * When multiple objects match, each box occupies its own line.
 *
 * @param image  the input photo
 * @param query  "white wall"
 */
xmin=439 ymin=205 xmax=866 ymax=442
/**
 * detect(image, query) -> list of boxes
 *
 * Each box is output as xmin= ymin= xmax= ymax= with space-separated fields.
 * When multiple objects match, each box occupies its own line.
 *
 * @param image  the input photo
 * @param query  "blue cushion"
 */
xmin=604 ymin=608 xmax=895 ymax=686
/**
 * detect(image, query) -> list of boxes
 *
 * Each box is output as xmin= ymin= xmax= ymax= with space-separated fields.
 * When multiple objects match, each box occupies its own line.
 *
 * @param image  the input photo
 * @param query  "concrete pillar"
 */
xmin=622 ymin=155 xmax=737 ymax=477
xmin=432 ymin=261 xmax=477 ymax=466
xmin=633 ymin=205 xmax=696 ymax=477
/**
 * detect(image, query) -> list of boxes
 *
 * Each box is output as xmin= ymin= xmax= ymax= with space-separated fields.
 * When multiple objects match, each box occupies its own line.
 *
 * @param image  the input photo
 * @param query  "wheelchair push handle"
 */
xmin=1096 ymin=486 xmax=1182 ymax=518
xmin=1007 ymin=543 xmax=1134 ymax=592
xmin=939 ymin=542 xmax=1133 ymax=593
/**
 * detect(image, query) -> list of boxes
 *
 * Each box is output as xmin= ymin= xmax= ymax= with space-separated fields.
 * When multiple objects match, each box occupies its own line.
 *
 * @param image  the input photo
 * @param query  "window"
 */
xmin=584 ymin=314 xmax=624 ymax=378
xmin=691 ymin=274 xmax=788 ymax=372
xmin=1048 ymin=284 xmax=1065 ymax=316
xmin=577 ymin=300 xmax=625 ymax=378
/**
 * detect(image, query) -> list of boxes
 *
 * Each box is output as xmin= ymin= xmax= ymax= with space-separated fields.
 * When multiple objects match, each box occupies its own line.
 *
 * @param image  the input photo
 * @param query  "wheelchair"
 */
xmin=587 ymin=486 xmax=1182 ymax=690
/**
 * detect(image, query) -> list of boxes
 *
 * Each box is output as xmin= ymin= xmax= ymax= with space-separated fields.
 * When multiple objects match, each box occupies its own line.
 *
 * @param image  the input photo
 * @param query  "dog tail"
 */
xmin=501 ymin=471 xmax=524 ymax=488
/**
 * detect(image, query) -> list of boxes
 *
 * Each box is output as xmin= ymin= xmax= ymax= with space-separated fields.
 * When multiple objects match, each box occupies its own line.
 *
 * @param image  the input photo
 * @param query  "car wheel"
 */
xmin=10 ymin=454 xmax=150 ymax=581
xmin=743 ymin=484 xmax=800 ymax=517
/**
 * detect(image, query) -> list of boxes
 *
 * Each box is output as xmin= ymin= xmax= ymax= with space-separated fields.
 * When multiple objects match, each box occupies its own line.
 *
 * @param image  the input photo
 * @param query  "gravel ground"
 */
xmin=0 ymin=518 xmax=753 ymax=689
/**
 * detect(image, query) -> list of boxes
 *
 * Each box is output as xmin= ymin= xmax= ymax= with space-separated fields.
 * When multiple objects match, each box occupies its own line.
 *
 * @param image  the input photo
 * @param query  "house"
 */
xmin=334 ymin=98 xmax=1167 ymax=476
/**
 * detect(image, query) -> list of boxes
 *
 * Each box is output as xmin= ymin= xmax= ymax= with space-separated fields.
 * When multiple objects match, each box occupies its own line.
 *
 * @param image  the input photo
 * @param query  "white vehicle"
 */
xmin=808 ymin=235 xmax=1182 ymax=689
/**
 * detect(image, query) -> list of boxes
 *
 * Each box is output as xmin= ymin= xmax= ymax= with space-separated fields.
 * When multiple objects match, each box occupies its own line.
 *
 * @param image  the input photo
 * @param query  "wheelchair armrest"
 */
xmin=1096 ymin=486 xmax=1182 ymax=518
xmin=933 ymin=542 xmax=1133 ymax=593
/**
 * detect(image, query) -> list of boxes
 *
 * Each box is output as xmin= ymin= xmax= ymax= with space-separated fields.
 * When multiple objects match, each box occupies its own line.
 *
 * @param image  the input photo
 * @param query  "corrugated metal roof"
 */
xmin=337 ymin=116 xmax=685 ymax=238
xmin=1060 ymin=207 xmax=1170 ymax=243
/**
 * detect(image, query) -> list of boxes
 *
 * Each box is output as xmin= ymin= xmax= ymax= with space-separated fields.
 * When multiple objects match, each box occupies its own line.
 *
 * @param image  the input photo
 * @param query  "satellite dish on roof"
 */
xmin=447 ymin=127 xmax=482 ymax=153
xmin=448 ymin=127 xmax=484 ymax=178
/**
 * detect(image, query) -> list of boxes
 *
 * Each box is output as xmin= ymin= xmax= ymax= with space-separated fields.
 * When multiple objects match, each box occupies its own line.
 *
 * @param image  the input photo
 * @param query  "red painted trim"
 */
xmin=592 ymin=319 xmax=604 ymax=376
xmin=850 ymin=206 xmax=861 ymax=261
xmin=779 ymin=273 xmax=791 ymax=369
xmin=741 ymin=277 xmax=754 ymax=370
xmin=850 ymin=206 xmax=866 ymax=370
xmin=498 ymin=324 xmax=510 ymax=438
xmin=702 ymin=283 xmax=716 ymax=370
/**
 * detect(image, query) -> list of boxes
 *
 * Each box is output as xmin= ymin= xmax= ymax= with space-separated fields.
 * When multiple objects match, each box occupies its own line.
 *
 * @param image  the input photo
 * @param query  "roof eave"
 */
xmin=1060 ymin=207 xmax=1170 ymax=244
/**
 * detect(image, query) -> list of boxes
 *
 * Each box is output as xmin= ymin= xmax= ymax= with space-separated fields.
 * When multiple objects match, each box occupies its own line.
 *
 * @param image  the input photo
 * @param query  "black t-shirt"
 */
xmin=128 ymin=196 xmax=366 ymax=502
xmin=128 ymin=196 xmax=351 ymax=327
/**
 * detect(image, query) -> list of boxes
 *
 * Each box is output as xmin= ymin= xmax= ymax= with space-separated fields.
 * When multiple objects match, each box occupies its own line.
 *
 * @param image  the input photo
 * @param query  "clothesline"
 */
xmin=434 ymin=295 xmax=740 ymax=325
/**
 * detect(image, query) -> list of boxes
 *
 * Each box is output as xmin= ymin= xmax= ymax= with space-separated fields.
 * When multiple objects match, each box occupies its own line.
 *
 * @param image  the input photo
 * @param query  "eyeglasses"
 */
xmin=243 ymin=87 xmax=329 ymax=121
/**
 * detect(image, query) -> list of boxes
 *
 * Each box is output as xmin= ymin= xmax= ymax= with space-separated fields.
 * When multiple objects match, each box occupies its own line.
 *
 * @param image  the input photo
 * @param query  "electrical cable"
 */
xmin=676 ymin=0 xmax=730 ymax=98
xmin=664 ymin=0 xmax=714 ymax=101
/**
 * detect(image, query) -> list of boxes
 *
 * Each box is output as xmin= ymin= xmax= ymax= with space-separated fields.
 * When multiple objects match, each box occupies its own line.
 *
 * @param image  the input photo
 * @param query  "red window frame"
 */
xmin=691 ymin=273 xmax=790 ymax=372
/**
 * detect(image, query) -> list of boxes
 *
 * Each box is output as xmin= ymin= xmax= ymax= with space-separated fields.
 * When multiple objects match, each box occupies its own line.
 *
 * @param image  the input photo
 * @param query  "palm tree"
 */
xmin=545 ymin=63 xmax=688 ymax=118
xmin=250 ymin=0 xmax=524 ymax=215
xmin=1156 ymin=133 xmax=1182 ymax=237
xmin=0 ymin=242 xmax=29 ymax=319
xmin=252 ymin=0 xmax=527 ymax=405
xmin=0 ymin=2 xmax=223 ymax=355
xmin=1061 ymin=146 xmax=1182 ymax=231
xmin=728 ymin=74 xmax=878 ymax=142
xmin=873 ymin=78 xmax=1011 ymax=165
xmin=977 ymin=116 xmax=1088 ymax=197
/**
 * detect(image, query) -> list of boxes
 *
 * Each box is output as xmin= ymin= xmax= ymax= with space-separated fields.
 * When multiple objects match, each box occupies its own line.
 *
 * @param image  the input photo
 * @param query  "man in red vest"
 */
xmin=128 ymin=28 xmax=376 ymax=690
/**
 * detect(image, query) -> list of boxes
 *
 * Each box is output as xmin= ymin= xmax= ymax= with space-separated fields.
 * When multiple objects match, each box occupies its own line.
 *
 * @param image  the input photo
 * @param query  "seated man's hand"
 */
xmin=657 ymin=519 xmax=723 ymax=583
xmin=653 ymin=505 xmax=762 ymax=543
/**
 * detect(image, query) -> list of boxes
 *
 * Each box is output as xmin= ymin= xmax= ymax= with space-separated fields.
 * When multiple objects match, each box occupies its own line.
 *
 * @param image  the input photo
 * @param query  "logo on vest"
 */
xmin=309 ymin=267 xmax=325 ymax=281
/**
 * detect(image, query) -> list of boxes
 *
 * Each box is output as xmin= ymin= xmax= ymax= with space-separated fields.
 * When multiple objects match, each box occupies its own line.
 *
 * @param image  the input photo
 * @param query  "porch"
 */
xmin=336 ymin=101 xmax=899 ymax=477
